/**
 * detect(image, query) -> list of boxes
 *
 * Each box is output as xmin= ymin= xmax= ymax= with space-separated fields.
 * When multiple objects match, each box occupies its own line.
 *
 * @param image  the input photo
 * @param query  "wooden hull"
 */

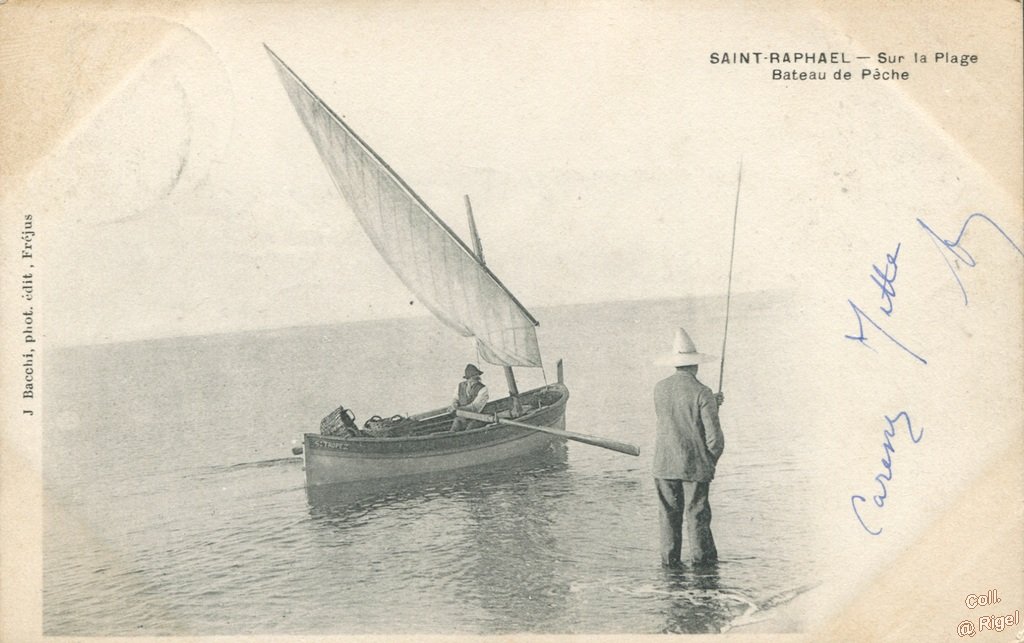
xmin=303 ymin=383 xmax=569 ymax=487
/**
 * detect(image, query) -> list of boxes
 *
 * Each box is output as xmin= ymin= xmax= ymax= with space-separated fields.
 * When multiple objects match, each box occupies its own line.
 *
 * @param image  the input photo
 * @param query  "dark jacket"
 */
xmin=652 ymin=370 xmax=724 ymax=481
xmin=456 ymin=379 xmax=486 ymax=408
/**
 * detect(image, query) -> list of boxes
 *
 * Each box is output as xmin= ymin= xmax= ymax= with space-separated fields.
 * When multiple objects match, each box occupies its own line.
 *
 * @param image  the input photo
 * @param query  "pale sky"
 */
xmin=5 ymin=3 xmax=1020 ymax=345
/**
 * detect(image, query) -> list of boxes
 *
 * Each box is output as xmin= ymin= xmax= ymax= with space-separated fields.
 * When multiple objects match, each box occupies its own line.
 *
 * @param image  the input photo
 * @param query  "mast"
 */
xmin=464 ymin=195 xmax=524 ymax=417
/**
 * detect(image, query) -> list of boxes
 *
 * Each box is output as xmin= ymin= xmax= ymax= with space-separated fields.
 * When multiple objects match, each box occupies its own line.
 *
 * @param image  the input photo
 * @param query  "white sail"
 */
xmin=266 ymin=46 xmax=542 ymax=368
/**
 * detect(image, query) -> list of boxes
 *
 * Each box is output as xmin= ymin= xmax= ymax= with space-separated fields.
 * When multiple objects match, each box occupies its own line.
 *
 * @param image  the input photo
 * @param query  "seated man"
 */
xmin=449 ymin=363 xmax=489 ymax=432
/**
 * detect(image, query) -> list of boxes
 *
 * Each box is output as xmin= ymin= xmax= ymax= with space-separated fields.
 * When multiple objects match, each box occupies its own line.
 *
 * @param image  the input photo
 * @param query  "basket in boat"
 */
xmin=320 ymin=405 xmax=359 ymax=436
xmin=362 ymin=414 xmax=422 ymax=437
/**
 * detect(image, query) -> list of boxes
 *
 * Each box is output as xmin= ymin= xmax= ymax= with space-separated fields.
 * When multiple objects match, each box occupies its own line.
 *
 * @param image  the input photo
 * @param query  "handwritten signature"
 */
xmin=845 ymin=241 xmax=927 ymax=364
xmin=850 ymin=411 xmax=925 ymax=536
xmin=845 ymin=213 xmax=1024 ymax=366
xmin=846 ymin=212 xmax=1021 ymax=537
xmin=917 ymin=212 xmax=1024 ymax=306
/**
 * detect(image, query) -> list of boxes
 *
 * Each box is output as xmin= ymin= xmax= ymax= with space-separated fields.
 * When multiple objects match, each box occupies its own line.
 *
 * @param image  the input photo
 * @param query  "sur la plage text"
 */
xmin=708 ymin=50 xmax=979 ymax=81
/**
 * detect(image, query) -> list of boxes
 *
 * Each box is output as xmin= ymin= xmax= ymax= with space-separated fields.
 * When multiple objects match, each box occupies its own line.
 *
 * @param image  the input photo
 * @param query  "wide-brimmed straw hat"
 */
xmin=655 ymin=327 xmax=717 ymax=366
xmin=464 ymin=363 xmax=483 ymax=378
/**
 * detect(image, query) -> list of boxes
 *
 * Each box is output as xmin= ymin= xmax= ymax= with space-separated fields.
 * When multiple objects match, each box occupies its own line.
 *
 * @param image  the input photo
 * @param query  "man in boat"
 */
xmin=653 ymin=327 xmax=725 ymax=567
xmin=449 ymin=363 xmax=489 ymax=432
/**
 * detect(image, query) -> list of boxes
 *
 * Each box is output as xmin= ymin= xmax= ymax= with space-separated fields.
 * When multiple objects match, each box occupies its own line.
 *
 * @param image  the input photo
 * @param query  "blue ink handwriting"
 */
xmin=845 ymin=242 xmax=926 ymax=364
xmin=917 ymin=212 xmax=1024 ymax=306
xmin=872 ymin=242 xmax=900 ymax=316
xmin=851 ymin=411 xmax=925 ymax=536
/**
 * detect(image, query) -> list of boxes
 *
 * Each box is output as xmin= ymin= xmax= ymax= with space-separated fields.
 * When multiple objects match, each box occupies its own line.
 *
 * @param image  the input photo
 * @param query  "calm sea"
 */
xmin=43 ymin=294 xmax=815 ymax=635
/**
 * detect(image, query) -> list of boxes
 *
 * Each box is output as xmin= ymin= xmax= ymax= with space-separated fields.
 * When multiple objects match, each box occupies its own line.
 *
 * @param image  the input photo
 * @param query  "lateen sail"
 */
xmin=266 ymin=46 xmax=541 ymax=368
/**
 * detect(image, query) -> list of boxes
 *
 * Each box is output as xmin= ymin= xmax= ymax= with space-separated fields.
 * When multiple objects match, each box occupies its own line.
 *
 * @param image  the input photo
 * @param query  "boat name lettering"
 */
xmin=312 ymin=439 xmax=350 ymax=451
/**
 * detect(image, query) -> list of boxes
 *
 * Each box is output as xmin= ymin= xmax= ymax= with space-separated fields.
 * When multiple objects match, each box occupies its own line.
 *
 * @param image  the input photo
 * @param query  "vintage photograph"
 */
xmin=2 ymin=2 xmax=1021 ymax=640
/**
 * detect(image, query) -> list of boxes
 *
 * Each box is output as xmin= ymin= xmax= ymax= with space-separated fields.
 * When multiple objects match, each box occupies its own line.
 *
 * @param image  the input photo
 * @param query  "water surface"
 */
xmin=44 ymin=294 xmax=815 ymax=635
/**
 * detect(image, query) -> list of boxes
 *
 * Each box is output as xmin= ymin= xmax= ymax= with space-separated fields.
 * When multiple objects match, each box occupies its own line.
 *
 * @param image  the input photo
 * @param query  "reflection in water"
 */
xmin=303 ymin=444 xmax=568 ymax=513
xmin=661 ymin=563 xmax=729 ymax=634
xmin=300 ymin=445 xmax=571 ymax=633
xmin=460 ymin=453 xmax=571 ymax=633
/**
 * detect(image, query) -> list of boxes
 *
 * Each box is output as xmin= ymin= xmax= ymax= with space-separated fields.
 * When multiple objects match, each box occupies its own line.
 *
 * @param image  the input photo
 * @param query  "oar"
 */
xmin=456 ymin=410 xmax=640 ymax=456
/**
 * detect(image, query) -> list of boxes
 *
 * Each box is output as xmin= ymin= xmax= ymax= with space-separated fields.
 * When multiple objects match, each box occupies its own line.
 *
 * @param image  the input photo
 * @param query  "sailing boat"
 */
xmin=266 ymin=47 xmax=638 ymax=487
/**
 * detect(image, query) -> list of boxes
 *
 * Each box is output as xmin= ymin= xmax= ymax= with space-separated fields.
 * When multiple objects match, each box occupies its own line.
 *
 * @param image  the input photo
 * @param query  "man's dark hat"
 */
xmin=464 ymin=363 xmax=483 ymax=378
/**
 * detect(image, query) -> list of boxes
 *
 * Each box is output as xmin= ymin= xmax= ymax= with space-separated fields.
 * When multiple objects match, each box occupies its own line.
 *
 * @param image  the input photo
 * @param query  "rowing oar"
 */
xmin=455 ymin=410 xmax=640 ymax=456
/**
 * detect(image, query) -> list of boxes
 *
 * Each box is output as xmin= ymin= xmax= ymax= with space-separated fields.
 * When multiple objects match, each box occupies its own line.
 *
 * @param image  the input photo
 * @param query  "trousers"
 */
xmin=655 ymin=478 xmax=717 ymax=566
xmin=449 ymin=417 xmax=482 ymax=432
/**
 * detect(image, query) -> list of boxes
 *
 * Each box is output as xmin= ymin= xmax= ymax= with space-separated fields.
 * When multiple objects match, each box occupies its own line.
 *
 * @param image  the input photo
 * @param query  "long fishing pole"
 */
xmin=718 ymin=161 xmax=743 ymax=394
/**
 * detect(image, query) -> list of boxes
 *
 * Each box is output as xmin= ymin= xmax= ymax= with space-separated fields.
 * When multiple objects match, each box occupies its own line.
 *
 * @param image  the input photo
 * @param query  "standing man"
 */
xmin=449 ymin=363 xmax=489 ymax=432
xmin=653 ymin=327 xmax=725 ymax=567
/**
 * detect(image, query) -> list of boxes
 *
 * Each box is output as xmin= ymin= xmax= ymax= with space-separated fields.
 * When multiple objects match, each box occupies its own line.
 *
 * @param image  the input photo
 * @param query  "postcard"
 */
xmin=1 ymin=1 xmax=1021 ymax=641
